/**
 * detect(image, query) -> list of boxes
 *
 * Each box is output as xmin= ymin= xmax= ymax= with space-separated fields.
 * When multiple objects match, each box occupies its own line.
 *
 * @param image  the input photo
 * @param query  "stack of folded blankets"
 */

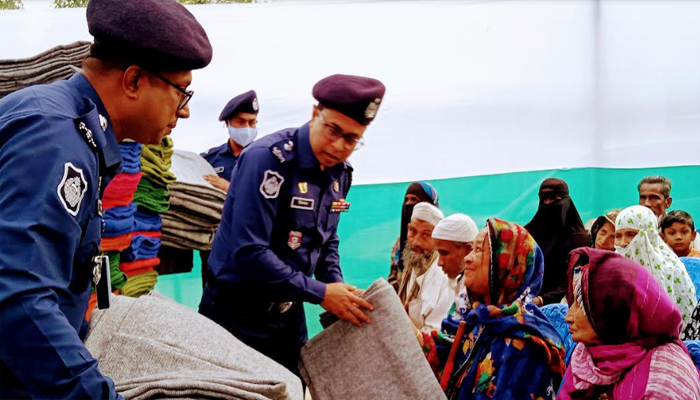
xmin=88 ymin=142 xmax=142 ymax=320
xmin=122 ymin=137 xmax=176 ymax=296
xmin=100 ymin=141 xmax=143 ymax=287
xmin=162 ymin=150 xmax=226 ymax=251
xmin=0 ymin=41 xmax=91 ymax=99
xmin=134 ymin=137 xmax=176 ymax=213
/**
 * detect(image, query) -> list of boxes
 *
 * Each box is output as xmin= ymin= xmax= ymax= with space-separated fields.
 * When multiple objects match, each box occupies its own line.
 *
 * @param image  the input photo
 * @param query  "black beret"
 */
xmin=87 ymin=0 xmax=213 ymax=71
xmin=312 ymin=74 xmax=386 ymax=126
xmin=218 ymin=90 xmax=259 ymax=121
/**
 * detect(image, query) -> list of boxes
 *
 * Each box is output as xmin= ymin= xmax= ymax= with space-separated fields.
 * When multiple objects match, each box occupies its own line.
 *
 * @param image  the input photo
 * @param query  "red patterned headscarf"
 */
xmin=487 ymin=218 xmax=543 ymax=305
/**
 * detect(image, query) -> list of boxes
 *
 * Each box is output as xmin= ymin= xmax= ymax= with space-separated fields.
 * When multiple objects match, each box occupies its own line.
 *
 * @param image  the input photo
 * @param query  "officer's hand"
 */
xmin=203 ymin=174 xmax=230 ymax=192
xmin=321 ymin=282 xmax=374 ymax=327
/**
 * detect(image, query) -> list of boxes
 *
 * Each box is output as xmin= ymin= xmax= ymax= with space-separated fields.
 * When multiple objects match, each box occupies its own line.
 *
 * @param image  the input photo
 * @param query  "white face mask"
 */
xmin=227 ymin=125 xmax=258 ymax=147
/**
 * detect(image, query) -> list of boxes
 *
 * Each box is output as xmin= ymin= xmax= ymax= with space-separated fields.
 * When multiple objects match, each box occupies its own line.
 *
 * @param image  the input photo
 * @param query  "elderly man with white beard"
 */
xmin=397 ymin=202 xmax=452 ymax=332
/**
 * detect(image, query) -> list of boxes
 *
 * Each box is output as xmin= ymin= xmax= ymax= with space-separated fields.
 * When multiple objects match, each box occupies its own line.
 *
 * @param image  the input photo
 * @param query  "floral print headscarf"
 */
xmin=615 ymin=205 xmax=696 ymax=329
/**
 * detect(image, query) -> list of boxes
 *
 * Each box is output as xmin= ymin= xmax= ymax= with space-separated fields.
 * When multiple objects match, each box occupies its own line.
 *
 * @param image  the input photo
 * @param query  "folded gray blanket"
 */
xmin=0 ymin=41 xmax=90 ymax=99
xmin=162 ymin=210 xmax=219 ymax=229
xmin=169 ymin=192 xmax=223 ymax=221
xmin=86 ymin=292 xmax=303 ymax=400
xmin=161 ymin=235 xmax=214 ymax=251
xmin=162 ymin=213 xmax=218 ymax=233
xmin=0 ymin=41 xmax=89 ymax=67
xmin=299 ymin=278 xmax=447 ymax=400
xmin=170 ymin=181 xmax=226 ymax=203
xmin=161 ymin=231 xmax=216 ymax=250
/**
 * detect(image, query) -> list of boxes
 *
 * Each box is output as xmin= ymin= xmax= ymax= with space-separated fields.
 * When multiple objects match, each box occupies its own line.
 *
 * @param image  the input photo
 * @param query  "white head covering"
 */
xmin=411 ymin=202 xmax=444 ymax=227
xmin=615 ymin=205 xmax=697 ymax=325
xmin=432 ymin=213 xmax=478 ymax=243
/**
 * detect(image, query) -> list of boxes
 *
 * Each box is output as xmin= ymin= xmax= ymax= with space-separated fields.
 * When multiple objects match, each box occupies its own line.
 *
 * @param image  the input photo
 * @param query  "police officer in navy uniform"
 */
xmin=199 ymin=91 xmax=260 ymax=287
xmin=199 ymin=74 xmax=386 ymax=378
xmin=0 ymin=0 xmax=212 ymax=398
xmin=202 ymin=90 xmax=260 ymax=193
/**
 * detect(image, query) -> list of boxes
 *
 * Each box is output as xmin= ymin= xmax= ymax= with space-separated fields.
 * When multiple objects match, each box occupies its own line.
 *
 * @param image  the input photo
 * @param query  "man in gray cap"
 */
xmin=0 ymin=0 xmax=211 ymax=398
xmin=200 ymin=74 xmax=385 ymax=378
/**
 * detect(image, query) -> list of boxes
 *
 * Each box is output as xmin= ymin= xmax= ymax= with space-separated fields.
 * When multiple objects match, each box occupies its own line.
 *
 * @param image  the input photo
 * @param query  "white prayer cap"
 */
xmin=432 ymin=213 xmax=478 ymax=243
xmin=411 ymin=202 xmax=444 ymax=227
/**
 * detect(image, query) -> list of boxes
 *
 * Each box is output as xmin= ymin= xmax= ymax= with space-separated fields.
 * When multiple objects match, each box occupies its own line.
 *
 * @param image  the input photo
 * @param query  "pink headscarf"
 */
xmin=558 ymin=248 xmax=684 ymax=400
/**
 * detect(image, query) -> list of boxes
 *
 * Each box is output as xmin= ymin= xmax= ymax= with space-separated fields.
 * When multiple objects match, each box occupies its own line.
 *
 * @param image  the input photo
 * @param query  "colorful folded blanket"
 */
xmin=102 ymin=172 xmax=142 ymax=209
xmin=134 ymin=210 xmax=163 ymax=232
xmin=118 ymin=142 xmax=142 ymax=174
xmin=120 ymin=258 xmax=161 ymax=278
xmin=103 ymin=204 xmax=137 ymax=237
xmin=101 ymin=233 xmax=132 ymax=252
xmin=121 ymin=235 xmax=161 ymax=262
xmin=120 ymin=270 xmax=159 ymax=297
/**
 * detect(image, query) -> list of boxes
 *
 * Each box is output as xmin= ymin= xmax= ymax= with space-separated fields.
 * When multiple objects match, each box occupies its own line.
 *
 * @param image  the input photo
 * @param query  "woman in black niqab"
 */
xmin=525 ymin=178 xmax=590 ymax=305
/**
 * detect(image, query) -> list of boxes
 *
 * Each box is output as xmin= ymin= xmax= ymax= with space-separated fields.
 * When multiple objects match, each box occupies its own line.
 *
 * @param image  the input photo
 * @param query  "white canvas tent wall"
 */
xmin=1 ymin=0 xmax=698 ymax=185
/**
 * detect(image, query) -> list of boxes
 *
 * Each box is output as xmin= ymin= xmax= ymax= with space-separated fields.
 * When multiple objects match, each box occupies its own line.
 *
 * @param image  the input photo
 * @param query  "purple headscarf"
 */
xmin=559 ymin=247 xmax=684 ymax=400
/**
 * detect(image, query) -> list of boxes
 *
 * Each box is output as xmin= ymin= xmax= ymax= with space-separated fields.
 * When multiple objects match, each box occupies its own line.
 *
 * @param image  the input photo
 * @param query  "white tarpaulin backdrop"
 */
xmin=1 ymin=0 xmax=699 ymax=184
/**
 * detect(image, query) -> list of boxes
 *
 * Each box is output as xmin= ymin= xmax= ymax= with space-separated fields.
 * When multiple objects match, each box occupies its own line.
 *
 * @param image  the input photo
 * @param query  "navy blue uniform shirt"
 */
xmin=207 ymin=124 xmax=351 ymax=305
xmin=201 ymin=141 xmax=239 ymax=181
xmin=0 ymin=73 xmax=122 ymax=400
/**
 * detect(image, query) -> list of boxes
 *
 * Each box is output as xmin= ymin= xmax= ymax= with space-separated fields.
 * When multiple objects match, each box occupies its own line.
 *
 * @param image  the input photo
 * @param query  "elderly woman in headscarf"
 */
xmin=589 ymin=210 xmax=620 ymax=251
xmin=526 ymin=178 xmax=590 ymax=306
xmin=417 ymin=218 xmax=565 ymax=400
xmin=388 ymin=181 xmax=439 ymax=292
xmin=614 ymin=205 xmax=696 ymax=330
xmin=559 ymin=248 xmax=700 ymax=400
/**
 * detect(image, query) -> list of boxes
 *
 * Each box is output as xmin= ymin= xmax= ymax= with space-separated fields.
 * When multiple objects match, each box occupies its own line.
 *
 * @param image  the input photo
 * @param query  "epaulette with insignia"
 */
xmin=75 ymin=121 xmax=98 ymax=152
xmin=269 ymin=138 xmax=296 ymax=164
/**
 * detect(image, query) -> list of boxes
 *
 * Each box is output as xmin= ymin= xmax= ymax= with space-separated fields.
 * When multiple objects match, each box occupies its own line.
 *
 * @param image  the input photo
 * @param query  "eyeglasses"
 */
xmin=146 ymin=69 xmax=194 ymax=110
xmin=316 ymin=110 xmax=365 ymax=150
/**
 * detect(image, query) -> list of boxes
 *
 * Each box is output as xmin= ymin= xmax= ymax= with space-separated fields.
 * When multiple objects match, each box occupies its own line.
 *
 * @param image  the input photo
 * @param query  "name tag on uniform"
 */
xmin=214 ymin=166 xmax=224 ymax=173
xmin=291 ymin=196 xmax=314 ymax=210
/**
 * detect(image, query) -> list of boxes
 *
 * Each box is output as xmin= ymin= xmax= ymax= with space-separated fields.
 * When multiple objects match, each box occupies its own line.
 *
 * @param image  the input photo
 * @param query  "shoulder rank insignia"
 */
xmin=272 ymin=146 xmax=285 ymax=163
xmin=76 ymin=121 xmax=97 ymax=151
xmin=284 ymin=140 xmax=294 ymax=151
